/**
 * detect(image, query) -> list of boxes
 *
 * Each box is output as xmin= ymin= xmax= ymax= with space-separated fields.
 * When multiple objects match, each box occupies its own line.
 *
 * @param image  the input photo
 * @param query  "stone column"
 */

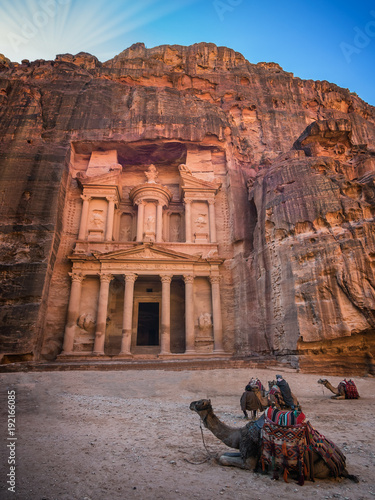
xmin=210 ymin=275 xmax=224 ymax=352
xmin=184 ymin=199 xmax=192 ymax=243
xmin=93 ymin=273 xmax=113 ymax=355
xmin=62 ymin=272 xmax=84 ymax=354
xmin=156 ymin=202 xmax=163 ymax=242
xmin=208 ymin=200 xmax=217 ymax=243
xmin=136 ymin=201 xmax=145 ymax=242
xmin=160 ymin=275 xmax=172 ymax=354
xmin=105 ymin=196 xmax=116 ymax=241
xmin=78 ymin=194 xmax=91 ymax=240
xmin=184 ymin=275 xmax=195 ymax=353
xmin=119 ymin=273 xmax=137 ymax=355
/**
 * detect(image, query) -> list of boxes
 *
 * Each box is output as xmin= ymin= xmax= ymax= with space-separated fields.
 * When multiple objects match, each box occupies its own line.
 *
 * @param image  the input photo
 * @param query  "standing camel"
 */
xmin=189 ymin=399 xmax=358 ymax=482
xmin=240 ymin=384 xmax=269 ymax=420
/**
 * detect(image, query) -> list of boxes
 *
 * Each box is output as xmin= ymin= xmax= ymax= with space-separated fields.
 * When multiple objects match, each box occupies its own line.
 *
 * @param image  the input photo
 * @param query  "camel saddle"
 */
xmin=339 ymin=379 xmax=359 ymax=399
xmin=260 ymin=408 xmax=347 ymax=485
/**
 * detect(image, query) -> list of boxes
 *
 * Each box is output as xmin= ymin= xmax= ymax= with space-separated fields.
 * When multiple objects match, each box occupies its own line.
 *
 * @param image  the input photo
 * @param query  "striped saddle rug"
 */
xmin=261 ymin=408 xmax=347 ymax=485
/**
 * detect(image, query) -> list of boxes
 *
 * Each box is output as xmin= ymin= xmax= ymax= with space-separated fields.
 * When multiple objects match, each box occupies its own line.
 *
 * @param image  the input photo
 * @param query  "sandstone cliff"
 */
xmin=0 ymin=43 xmax=374 ymax=373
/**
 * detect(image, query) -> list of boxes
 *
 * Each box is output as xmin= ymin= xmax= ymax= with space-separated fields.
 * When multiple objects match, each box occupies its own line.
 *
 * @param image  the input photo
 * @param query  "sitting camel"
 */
xmin=317 ymin=379 xmax=360 ymax=399
xmin=189 ymin=399 xmax=358 ymax=483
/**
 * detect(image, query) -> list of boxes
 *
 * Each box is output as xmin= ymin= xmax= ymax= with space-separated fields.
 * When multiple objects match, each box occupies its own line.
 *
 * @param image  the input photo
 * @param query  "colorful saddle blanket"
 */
xmin=266 ymin=408 xmax=306 ymax=426
xmin=261 ymin=409 xmax=347 ymax=484
xmin=305 ymin=422 xmax=346 ymax=478
xmin=268 ymin=385 xmax=280 ymax=395
xmin=261 ymin=417 xmax=307 ymax=484
xmin=339 ymin=379 xmax=359 ymax=399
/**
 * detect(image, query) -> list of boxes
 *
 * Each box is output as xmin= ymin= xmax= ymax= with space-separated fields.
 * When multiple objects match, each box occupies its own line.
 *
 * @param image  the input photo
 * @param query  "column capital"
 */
xmin=99 ymin=273 xmax=113 ymax=283
xmin=209 ymin=275 xmax=221 ymax=285
xmin=106 ymin=195 xmax=117 ymax=203
xmin=69 ymin=272 xmax=84 ymax=283
xmin=124 ymin=273 xmax=138 ymax=283
xmin=160 ymin=274 xmax=173 ymax=284
xmin=184 ymin=198 xmax=192 ymax=205
xmin=135 ymin=199 xmax=145 ymax=206
xmin=183 ymin=274 xmax=194 ymax=284
xmin=208 ymin=199 xmax=215 ymax=206
xmin=80 ymin=194 xmax=92 ymax=202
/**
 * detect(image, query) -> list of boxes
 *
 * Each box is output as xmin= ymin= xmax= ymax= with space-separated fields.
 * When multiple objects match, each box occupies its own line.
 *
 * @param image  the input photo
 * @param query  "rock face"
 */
xmin=0 ymin=43 xmax=374 ymax=374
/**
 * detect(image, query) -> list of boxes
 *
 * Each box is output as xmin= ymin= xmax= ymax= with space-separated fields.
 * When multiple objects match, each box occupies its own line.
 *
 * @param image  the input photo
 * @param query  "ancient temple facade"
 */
xmin=57 ymin=145 xmax=233 ymax=360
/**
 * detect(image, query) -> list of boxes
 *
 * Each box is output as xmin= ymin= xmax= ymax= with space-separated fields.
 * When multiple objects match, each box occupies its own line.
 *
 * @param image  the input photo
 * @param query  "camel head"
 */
xmin=189 ymin=399 xmax=213 ymax=426
xmin=317 ymin=379 xmax=328 ymax=385
xmin=268 ymin=380 xmax=277 ymax=390
xmin=190 ymin=399 xmax=212 ymax=413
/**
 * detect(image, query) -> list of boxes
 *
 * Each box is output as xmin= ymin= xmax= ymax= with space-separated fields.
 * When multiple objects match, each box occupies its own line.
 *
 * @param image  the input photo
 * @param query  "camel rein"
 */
xmin=184 ymin=419 xmax=214 ymax=465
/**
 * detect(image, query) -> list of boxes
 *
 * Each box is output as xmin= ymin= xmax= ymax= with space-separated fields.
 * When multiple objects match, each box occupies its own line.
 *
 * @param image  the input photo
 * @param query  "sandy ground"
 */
xmin=0 ymin=366 xmax=374 ymax=500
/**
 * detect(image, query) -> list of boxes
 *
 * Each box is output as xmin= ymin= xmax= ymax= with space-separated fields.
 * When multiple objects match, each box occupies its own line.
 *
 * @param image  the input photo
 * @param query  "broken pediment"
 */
xmin=76 ymin=168 xmax=122 ymax=188
xmin=178 ymin=163 xmax=221 ymax=198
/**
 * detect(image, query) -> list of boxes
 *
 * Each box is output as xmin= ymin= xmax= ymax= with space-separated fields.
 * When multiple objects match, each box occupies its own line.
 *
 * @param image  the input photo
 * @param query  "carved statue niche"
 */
xmin=77 ymin=313 xmax=96 ymax=334
xmin=74 ymin=313 xmax=96 ymax=352
xmin=194 ymin=212 xmax=209 ymax=243
xmin=195 ymin=312 xmax=214 ymax=353
xmin=198 ymin=312 xmax=212 ymax=333
xmin=169 ymin=213 xmax=182 ymax=242
xmin=143 ymin=202 xmax=157 ymax=242
xmin=91 ymin=210 xmax=104 ymax=229
xmin=119 ymin=213 xmax=133 ymax=242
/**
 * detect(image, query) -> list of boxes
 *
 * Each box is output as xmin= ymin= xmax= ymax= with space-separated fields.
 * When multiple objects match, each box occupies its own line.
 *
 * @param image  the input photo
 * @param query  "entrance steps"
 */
xmin=0 ymin=356 xmax=291 ymax=373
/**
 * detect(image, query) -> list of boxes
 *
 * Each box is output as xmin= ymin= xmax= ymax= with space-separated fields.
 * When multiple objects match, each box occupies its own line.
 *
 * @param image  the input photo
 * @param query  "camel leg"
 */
xmin=219 ymin=453 xmax=257 ymax=471
xmin=219 ymin=453 xmax=248 ymax=469
xmin=331 ymin=395 xmax=345 ymax=400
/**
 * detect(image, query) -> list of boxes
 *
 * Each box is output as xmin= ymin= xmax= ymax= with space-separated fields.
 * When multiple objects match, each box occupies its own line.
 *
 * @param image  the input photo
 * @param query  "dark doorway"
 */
xmin=137 ymin=302 xmax=159 ymax=346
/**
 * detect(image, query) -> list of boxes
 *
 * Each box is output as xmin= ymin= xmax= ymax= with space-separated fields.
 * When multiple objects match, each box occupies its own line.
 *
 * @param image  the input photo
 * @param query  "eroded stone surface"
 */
xmin=0 ymin=43 xmax=374 ymax=373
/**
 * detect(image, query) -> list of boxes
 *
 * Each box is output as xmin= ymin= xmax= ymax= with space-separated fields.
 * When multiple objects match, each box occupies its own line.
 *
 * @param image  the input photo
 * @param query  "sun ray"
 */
xmin=0 ymin=0 xmax=199 ymax=61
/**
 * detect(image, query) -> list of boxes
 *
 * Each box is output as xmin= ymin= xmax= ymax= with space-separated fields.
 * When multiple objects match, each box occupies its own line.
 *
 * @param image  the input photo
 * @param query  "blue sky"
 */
xmin=0 ymin=0 xmax=374 ymax=105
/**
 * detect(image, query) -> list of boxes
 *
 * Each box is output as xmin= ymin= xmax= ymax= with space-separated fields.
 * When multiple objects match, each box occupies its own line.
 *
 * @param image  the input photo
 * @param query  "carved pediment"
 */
xmin=92 ymin=243 xmax=202 ymax=263
xmin=76 ymin=167 xmax=122 ymax=188
xmin=179 ymin=164 xmax=221 ymax=198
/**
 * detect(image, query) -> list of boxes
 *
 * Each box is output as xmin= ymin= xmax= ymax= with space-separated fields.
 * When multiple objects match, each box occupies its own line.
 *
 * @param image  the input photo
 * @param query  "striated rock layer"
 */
xmin=0 ymin=43 xmax=374 ymax=374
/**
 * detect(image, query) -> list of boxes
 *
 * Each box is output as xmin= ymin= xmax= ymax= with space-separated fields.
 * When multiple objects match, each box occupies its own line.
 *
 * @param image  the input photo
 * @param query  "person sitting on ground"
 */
xmin=275 ymin=374 xmax=295 ymax=409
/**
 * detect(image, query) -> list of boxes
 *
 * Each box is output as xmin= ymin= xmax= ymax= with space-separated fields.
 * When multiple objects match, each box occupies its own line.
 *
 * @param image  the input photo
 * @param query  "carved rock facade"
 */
xmin=0 ymin=43 xmax=374 ymax=373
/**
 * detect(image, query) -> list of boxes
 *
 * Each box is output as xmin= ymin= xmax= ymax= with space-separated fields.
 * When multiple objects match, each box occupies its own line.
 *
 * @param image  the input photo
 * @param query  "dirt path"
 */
xmin=0 ymin=367 xmax=374 ymax=500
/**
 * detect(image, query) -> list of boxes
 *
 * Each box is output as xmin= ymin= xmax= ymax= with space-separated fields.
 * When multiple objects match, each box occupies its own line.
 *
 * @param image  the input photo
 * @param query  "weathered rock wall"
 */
xmin=0 ymin=43 xmax=374 ymax=373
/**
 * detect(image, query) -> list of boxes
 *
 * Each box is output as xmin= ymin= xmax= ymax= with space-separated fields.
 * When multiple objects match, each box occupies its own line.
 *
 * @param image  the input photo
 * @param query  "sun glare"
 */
xmin=0 ymin=0 xmax=197 ymax=62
